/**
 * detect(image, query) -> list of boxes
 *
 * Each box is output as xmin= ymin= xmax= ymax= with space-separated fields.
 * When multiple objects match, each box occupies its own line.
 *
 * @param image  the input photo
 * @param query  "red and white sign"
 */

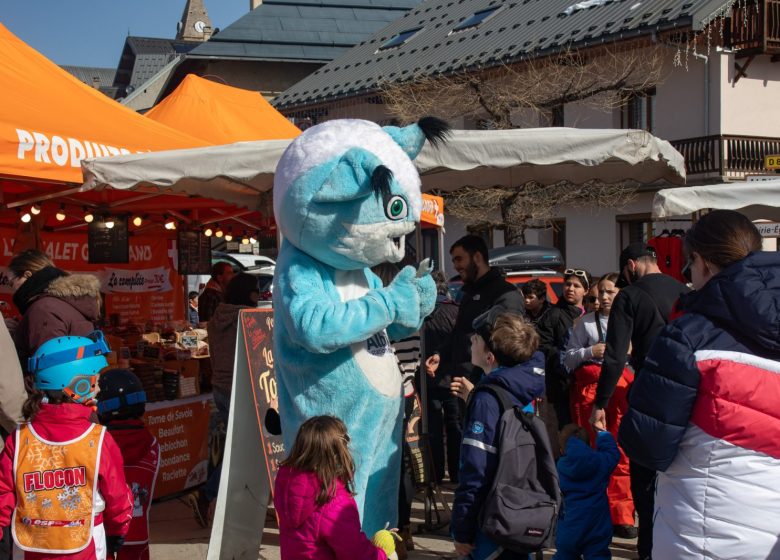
xmin=0 ymin=229 xmax=184 ymax=324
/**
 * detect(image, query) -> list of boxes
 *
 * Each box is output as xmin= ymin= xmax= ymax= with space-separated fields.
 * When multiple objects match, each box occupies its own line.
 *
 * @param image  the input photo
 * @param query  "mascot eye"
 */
xmin=385 ymin=196 xmax=408 ymax=220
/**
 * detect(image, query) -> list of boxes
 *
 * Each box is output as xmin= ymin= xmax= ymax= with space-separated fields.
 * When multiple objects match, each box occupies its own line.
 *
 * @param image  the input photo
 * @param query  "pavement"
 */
xmin=149 ymin=484 xmax=639 ymax=559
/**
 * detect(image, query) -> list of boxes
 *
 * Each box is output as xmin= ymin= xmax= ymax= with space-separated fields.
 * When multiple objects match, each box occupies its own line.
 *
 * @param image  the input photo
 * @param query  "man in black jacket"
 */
xmin=591 ymin=242 xmax=689 ymax=560
xmin=424 ymin=235 xmax=524 ymax=481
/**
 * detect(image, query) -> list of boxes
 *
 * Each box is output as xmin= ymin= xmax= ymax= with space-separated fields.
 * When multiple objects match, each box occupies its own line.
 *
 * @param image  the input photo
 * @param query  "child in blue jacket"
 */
xmin=451 ymin=311 xmax=546 ymax=560
xmin=554 ymin=425 xmax=620 ymax=560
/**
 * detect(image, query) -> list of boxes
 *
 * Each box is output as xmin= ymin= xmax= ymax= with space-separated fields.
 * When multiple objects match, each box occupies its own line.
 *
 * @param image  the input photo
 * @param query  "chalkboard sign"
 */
xmin=178 ymin=230 xmax=212 ymax=275
xmin=88 ymin=216 xmax=129 ymax=264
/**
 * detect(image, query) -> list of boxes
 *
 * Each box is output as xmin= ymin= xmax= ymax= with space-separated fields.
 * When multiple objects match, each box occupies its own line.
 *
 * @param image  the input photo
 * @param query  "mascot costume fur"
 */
xmin=272 ymin=117 xmax=449 ymax=533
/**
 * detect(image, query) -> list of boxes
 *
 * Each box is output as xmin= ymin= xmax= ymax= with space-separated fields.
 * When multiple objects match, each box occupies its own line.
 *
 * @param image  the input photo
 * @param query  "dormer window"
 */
xmin=377 ymin=27 xmax=424 ymax=51
xmin=451 ymin=6 xmax=502 ymax=33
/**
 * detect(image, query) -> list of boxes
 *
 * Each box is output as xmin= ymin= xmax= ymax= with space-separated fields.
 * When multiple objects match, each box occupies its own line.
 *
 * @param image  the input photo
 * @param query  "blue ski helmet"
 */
xmin=29 ymin=331 xmax=110 ymax=402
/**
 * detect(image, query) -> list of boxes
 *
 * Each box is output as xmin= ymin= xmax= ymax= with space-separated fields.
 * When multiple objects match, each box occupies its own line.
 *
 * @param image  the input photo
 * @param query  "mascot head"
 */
xmin=273 ymin=117 xmax=449 ymax=270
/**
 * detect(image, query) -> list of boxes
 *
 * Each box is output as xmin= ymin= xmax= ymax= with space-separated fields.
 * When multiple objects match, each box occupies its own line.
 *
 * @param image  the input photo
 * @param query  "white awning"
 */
xmin=653 ymin=179 xmax=780 ymax=220
xmin=81 ymin=127 xmax=686 ymax=212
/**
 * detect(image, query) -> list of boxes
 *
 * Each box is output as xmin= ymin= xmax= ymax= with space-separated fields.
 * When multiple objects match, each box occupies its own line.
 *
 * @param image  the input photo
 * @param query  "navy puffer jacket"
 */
xmin=618 ymin=251 xmax=780 ymax=560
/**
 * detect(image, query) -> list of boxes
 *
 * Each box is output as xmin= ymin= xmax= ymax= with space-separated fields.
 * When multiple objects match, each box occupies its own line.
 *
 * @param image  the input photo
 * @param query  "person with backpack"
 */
xmin=451 ymin=311 xmax=549 ymax=559
xmin=554 ymin=425 xmax=620 ymax=560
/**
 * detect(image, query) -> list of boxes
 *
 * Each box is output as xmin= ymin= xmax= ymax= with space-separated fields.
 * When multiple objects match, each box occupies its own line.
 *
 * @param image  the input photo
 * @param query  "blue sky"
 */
xmin=2 ymin=1 xmax=247 ymax=68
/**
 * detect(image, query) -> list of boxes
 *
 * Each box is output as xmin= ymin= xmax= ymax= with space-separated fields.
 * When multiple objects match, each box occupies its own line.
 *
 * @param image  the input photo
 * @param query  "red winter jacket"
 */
xmin=0 ymin=403 xmax=133 ymax=559
xmin=274 ymin=466 xmax=386 ymax=560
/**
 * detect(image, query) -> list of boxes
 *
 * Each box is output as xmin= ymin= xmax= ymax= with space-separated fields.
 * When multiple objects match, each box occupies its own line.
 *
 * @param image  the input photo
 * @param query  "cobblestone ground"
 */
xmin=149 ymin=484 xmax=638 ymax=559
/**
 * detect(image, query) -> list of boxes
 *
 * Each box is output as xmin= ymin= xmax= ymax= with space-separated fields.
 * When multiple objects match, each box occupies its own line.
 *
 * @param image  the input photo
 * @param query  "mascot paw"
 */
xmin=413 ymin=272 xmax=436 ymax=319
xmin=387 ymin=266 xmax=421 ymax=327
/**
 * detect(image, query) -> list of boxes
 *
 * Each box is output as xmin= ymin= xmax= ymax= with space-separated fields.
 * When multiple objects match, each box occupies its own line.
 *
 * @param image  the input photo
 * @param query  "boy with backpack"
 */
xmin=452 ymin=310 xmax=559 ymax=560
xmin=554 ymin=425 xmax=620 ymax=560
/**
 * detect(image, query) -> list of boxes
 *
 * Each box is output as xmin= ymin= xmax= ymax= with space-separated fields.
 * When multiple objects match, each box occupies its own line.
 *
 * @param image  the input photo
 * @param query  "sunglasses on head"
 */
xmin=564 ymin=269 xmax=589 ymax=289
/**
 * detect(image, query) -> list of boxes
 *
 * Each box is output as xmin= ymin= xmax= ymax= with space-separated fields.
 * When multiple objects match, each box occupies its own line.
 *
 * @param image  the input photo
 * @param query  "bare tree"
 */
xmin=440 ymin=181 xmax=637 ymax=245
xmin=381 ymin=44 xmax=666 ymax=126
xmin=382 ymin=44 xmax=662 ymax=242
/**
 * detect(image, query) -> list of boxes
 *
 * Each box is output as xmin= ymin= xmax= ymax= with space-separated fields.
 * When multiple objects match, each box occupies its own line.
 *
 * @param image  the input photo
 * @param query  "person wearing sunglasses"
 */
xmin=589 ymin=242 xmax=688 ymax=560
xmin=618 ymin=210 xmax=780 ymax=560
xmin=537 ymin=267 xmax=591 ymax=430
xmin=584 ymin=282 xmax=601 ymax=314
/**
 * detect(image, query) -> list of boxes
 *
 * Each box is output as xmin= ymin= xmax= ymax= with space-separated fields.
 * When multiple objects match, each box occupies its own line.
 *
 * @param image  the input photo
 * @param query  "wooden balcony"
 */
xmin=726 ymin=0 xmax=780 ymax=57
xmin=670 ymin=135 xmax=780 ymax=179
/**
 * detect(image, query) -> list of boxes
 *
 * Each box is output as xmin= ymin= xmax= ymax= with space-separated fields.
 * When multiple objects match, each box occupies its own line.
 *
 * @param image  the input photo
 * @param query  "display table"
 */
xmin=144 ymin=393 xmax=212 ymax=499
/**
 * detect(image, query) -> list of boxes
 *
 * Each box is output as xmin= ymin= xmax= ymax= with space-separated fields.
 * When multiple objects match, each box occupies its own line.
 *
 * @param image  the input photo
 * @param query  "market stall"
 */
xmin=0 ymin=25 xmax=270 ymax=499
xmin=653 ymin=179 xmax=780 ymax=221
xmin=82 ymin=127 xmax=687 ymax=199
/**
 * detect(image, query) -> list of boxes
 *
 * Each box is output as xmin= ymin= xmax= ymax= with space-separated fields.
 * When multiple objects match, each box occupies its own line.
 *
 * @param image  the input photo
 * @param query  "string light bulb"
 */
xmin=84 ymin=212 xmax=94 ymax=223
xmin=249 ymin=236 xmax=257 ymax=244
xmin=105 ymin=218 xmax=115 ymax=229
xmin=164 ymin=220 xmax=176 ymax=230
xmin=224 ymin=233 xmax=233 ymax=242
xmin=132 ymin=216 xmax=143 ymax=227
xmin=204 ymin=227 xmax=213 ymax=237
xmin=215 ymin=224 xmax=224 ymax=238
xmin=21 ymin=212 xmax=32 ymax=223
xmin=30 ymin=204 xmax=41 ymax=215
xmin=55 ymin=205 xmax=66 ymax=222
xmin=242 ymin=237 xmax=250 ymax=245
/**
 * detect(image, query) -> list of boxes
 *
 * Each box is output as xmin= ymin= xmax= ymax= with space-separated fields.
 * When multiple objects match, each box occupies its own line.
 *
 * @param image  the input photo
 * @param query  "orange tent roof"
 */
xmin=0 ymin=24 xmax=210 ymax=185
xmin=146 ymin=74 xmax=301 ymax=143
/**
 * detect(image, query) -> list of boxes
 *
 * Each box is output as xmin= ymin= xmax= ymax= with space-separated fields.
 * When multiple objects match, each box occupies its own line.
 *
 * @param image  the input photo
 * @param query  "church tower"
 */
xmin=176 ymin=0 xmax=213 ymax=42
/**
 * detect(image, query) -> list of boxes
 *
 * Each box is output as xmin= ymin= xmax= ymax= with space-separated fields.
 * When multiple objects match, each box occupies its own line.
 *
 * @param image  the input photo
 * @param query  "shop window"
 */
xmin=617 ymin=213 xmax=653 ymax=249
xmin=550 ymin=105 xmax=565 ymax=127
xmin=552 ymin=219 xmax=566 ymax=262
xmin=621 ymin=89 xmax=656 ymax=132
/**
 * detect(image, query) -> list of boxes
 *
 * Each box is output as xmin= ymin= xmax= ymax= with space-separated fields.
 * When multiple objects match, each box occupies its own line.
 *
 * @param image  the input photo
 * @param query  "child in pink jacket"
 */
xmin=274 ymin=416 xmax=398 ymax=560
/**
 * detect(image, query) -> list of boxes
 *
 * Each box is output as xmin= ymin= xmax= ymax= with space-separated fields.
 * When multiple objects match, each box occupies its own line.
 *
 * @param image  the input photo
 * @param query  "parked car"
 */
xmin=448 ymin=270 xmax=563 ymax=304
xmin=187 ymin=251 xmax=275 ymax=306
xmin=448 ymin=245 xmax=564 ymax=304
xmin=225 ymin=253 xmax=276 ymax=270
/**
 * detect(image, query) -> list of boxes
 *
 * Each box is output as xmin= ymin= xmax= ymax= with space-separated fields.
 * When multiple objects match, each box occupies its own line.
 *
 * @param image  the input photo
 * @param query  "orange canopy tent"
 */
xmin=0 ymin=23 xmax=210 ymax=187
xmin=0 ymin=24 xmax=274 ymax=238
xmin=146 ymin=74 xmax=301 ymax=143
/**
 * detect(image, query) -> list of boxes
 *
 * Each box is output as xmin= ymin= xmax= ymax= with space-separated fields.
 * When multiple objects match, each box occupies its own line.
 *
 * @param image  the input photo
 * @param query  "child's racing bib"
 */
xmin=12 ymin=423 xmax=104 ymax=553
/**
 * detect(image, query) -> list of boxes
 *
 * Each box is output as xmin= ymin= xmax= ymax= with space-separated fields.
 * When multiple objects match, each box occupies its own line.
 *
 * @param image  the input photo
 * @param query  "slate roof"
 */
xmin=274 ymin=0 xmax=736 ymax=109
xmin=188 ymin=0 xmax=421 ymax=63
xmin=61 ymin=65 xmax=117 ymax=88
xmin=113 ymin=36 xmax=201 ymax=98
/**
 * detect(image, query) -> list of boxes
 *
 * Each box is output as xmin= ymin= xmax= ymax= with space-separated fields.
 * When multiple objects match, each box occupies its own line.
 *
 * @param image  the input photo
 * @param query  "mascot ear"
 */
xmin=383 ymin=117 xmax=450 ymax=160
xmin=312 ymin=147 xmax=388 ymax=203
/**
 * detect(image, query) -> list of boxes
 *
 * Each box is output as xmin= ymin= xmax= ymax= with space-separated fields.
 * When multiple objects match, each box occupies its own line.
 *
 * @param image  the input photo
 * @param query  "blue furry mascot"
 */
xmin=272 ymin=117 xmax=449 ymax=533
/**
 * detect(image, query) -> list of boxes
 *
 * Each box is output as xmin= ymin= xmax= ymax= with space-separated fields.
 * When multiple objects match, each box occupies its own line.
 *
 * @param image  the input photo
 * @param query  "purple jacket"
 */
xmin=274 ymin=466 xmax=386 ymax=560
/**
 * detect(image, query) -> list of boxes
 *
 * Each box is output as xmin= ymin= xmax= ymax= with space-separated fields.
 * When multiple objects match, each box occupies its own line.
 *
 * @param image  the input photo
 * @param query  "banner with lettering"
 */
xmin=144 ymin=394 xmax=211 ymax=498
xmin=208 ymin=308 xmax=279 ymax=560
xmin=0 ymin=228 xmax=184 ymax=324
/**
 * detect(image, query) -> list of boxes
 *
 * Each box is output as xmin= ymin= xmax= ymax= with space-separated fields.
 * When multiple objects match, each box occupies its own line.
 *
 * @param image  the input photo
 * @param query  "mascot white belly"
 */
xmin=335 ymin=269 xmax=400 ymax=397
xmin=272 ymin=118 xmax=448 ymax=533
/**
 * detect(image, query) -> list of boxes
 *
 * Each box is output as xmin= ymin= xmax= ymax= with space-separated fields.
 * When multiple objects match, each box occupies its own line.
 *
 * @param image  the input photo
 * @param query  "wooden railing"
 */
xmin=671 ymin=135 xmax=780 ymax=178
xmin=727 ymin=0 xmax=780 ymax=54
